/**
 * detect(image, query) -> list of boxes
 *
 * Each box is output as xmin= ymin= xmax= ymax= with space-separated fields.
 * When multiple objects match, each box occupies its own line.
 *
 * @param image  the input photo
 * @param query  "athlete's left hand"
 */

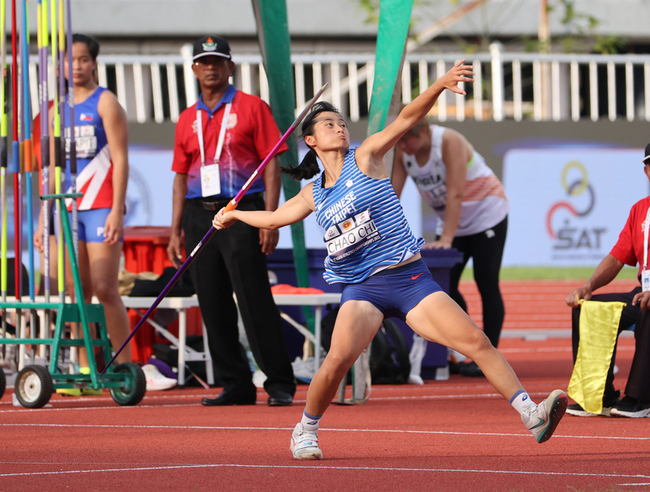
xmin=437 ymin=59 xmax=474 ymax=95
xmin=104 ymin=209 xmax=124 ymax=244
xmin=260 ymin=229 xmax=279 ymax=255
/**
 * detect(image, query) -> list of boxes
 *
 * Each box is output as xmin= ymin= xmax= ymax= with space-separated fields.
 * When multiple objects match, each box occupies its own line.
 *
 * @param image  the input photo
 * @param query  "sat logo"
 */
xmin=546 ymin=161 xmax=606 ymax=250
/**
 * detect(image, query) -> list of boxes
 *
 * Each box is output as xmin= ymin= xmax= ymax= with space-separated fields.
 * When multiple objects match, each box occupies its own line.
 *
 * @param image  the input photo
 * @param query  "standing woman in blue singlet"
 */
xmin=35 ymin=34 xmax=131 ymax=375
xmin=212 ymin=61 xmax=567 ymax=459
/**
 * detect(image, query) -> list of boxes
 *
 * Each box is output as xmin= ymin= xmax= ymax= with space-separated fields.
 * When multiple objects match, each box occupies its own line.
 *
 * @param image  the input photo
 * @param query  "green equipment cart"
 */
xmin=0 ymin=193 xmax=145 ymax=408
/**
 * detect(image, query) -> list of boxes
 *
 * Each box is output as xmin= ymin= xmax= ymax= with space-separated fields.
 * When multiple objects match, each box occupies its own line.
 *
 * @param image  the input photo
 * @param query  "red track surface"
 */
xmin=1 ymin=281 xmax=648 ymax=491
xmin=461 ymin=279 xmax=640 ymax=334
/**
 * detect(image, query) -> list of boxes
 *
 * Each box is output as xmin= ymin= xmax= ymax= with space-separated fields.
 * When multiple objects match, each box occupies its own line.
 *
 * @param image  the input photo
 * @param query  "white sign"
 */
xmin=125 ymin=147 xmax=175 ymax=227
xmin=502 ymin=147 xmax=649 ymax=267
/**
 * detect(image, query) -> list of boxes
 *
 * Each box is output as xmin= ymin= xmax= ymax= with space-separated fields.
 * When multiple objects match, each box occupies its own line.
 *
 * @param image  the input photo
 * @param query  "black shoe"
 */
xmin=201 ymin=390 xmax=256 ymax=407
xmin=460 ymin=361 xmax=484 ymax=378
xmin=566 ymin=402 xmax=616 ymax=417
xmin=610 ymin=396 xmax=650 ymax=418
xmin=448 ymin=361 xmax=462 ymax=375
xmin=566 ymin=390 xmax=620 ymax=417
xmin=267 ymin=390 xmax=293 ymax=406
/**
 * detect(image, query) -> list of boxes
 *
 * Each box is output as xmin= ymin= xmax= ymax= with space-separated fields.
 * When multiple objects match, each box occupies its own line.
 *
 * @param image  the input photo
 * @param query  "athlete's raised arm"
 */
xmin=357 ymin=60 xmax=473 ymax=169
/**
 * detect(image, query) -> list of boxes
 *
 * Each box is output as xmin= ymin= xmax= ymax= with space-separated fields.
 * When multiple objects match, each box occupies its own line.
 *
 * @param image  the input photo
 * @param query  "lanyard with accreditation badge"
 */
xmin=642 ymin=205 xmax=650 ymax=291
xmin=197 ymin=102 xmax=231 ymax=197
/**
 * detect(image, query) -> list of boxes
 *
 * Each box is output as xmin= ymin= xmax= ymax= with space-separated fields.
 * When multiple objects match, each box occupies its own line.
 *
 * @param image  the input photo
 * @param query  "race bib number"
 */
xmin=324 ymin=208 xmax=381 ymax=261
xmin=65 ymin=125 xmax=98 ymax=159
xmin=201 ymin=163 xmax=222 ymax=197
xmin=422 ymin=182 xmax=447 ymax=211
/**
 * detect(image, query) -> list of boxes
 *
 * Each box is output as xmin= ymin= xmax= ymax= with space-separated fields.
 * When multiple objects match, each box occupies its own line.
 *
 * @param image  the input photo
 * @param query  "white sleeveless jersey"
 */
xmin=313 ymin=148 xmax=424 ymax=284
xmin=402 ymin=125 xmax=509 ymax=236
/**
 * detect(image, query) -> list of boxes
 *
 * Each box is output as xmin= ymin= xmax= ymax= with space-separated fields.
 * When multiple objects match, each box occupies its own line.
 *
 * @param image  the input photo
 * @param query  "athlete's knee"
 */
xmin=92 ymin=281 xmax=119 ymax=303
xmin=462 ymin=327 xmax=492 ymax=354
xmin=322 ymin=351 xmax=356 ymax=378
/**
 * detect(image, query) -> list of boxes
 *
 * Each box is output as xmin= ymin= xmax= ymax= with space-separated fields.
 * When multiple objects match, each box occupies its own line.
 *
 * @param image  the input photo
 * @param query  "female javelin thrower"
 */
xmin=212 ymin=60 xmax=567 ymax=460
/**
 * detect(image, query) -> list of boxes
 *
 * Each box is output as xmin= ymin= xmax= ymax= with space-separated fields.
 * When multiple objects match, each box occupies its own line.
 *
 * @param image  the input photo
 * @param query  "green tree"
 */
xmin=356 ymin=0 xmax=628 ymax=55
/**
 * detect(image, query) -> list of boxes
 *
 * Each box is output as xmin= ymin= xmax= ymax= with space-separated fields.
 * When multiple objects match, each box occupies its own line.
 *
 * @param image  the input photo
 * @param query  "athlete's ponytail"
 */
xmin=282 ymin=148 xmax=320 ymax=180
xmin=281 ymin=101 xmax=342 ymax=181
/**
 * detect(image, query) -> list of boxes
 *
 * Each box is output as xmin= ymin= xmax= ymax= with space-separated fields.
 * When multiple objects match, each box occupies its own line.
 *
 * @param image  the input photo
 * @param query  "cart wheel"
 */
xmin=14 ymin=365 xmax=53 ymax=409
xmin=110 ymin=363 xmax=146 ymax=406
xmin=0 ymin=368 xmax=6 ymax=399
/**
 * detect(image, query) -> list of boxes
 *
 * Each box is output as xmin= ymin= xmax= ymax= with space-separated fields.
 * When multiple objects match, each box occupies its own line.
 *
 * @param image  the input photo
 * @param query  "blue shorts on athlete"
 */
xmin=51 ymin=207 xmax=121 ymax=243
xmin=340 ymin=259 xmax=442 ymax=321
xmin=74 ymin=208 xmax=120 ymax=243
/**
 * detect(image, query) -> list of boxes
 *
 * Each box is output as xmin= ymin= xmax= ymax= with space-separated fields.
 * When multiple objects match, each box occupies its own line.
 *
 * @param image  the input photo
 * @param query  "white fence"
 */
xmin=29 ymin=43 xmax=650 ymax=124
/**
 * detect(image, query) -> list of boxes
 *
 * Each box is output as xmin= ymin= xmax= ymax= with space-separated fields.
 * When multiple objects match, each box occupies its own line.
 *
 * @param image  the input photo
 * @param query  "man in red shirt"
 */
xmin=565 ymin=143 xmax=650 ymax=418
xmin=167 ymin=36 xmax=295 ymax=406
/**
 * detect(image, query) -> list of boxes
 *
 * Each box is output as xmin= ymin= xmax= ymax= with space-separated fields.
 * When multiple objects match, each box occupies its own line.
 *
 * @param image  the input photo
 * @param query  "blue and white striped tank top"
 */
xmin=313 ymin=148 xmax=424 ymax=284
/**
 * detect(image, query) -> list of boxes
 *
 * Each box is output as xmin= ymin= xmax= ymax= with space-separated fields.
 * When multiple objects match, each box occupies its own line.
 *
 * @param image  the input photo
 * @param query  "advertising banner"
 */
xmin=503 ymin=147 xmax=649 ymax=266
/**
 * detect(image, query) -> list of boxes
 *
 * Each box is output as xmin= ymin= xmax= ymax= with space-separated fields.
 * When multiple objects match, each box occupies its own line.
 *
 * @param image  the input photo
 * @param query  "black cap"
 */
xmin=192 ymin=36 xmax=231 ymax=61
xmin=644 ymin=143 xmax=650 ymax=163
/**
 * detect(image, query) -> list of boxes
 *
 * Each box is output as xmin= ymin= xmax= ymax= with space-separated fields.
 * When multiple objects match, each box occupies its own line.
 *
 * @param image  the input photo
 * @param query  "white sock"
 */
xmin=301 ymin=410 xmax=322 ymax=431
xmin=408 ymin=334 xmax=427 ymax=385
xmin=510 ymin=390 xmax=536 ymax=415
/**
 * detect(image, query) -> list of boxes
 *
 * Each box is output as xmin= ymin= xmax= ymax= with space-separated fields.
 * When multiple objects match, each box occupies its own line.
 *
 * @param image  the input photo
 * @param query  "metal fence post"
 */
xmin=181 ymin=43 xmax=197 ymax=108
xmin=490 ymin=42 xmax=504 ymax=122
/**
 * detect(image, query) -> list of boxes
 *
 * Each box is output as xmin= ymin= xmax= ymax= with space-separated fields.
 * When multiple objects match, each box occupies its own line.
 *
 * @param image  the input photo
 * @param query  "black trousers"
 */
xmin=447 ymin=216 xmax=508 ymax=348
xmin=182 ymin=198 xmax=295 ymax=397
xmin=571 ymin=286 xmax=650 ymax=402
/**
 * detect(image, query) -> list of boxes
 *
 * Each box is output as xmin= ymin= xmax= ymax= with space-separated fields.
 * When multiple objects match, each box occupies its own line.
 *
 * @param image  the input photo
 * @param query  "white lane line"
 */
xmin=498 ymin=345 xmax=634 ymax=354
xmin=0 ymin=423 xmax=647 ymax=441
xmin=0 ymin=462 xmax=648 ymax=480
xmin=0 ymin=377 xmax=570 ymax=406
xmin=0 ymin=392 xmax=217 ymax=406
xmin=0 ymin=389 xmax=570 ymax=412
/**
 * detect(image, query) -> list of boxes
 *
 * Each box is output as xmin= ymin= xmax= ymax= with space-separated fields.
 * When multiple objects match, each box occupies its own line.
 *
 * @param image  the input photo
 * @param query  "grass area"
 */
xmin=460 ymin=266 xmax=639 ymax=281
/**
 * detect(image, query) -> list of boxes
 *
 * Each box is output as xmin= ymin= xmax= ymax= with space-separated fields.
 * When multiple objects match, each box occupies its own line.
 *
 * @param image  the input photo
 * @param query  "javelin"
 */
xmin=101 ymin=83 xmax=328 ymax=374
xmin=51 ymin=0 xmax=65 ymax=296
xmin=21 ymin=0 xmax=34 ymax=302
xmin=36 ymin=0 xmax=53 ymax=327
xmin=65 ymin=0 xmax=77 ymax=257
xmin=0 ymin=0 xmax=8 ymax=338
xmin=11 ymin=0 xmax=22 ymax=328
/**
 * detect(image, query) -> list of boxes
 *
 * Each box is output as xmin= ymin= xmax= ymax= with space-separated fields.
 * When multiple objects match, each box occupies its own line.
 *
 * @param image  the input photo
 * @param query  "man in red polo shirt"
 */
xmin=168 ymin=35 xmax=295 ymax=406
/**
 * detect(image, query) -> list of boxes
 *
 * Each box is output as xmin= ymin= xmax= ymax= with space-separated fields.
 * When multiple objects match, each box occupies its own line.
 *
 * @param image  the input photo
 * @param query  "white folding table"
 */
xmin=120 ymin=296 xmax=213 ymax=387
xmin=122 ymin=293 xmax=341 ymax=386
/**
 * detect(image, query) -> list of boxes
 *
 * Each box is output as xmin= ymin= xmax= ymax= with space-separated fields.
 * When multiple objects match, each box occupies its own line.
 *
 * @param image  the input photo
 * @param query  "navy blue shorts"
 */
xmin=340 ymin=259 xmax=442 ymax=321
xmin=76 ymin=208 xmax=121 ymax=243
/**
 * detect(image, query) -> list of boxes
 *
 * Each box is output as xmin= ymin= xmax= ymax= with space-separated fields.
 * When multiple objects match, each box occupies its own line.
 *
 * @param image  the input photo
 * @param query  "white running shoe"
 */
xmin=290 ymin=423 xmax=323 ymax=460
xmin=142 ymin=364 xmax=177 ymax=391
xmin=522 ymin=389 xmax=568 ymax=443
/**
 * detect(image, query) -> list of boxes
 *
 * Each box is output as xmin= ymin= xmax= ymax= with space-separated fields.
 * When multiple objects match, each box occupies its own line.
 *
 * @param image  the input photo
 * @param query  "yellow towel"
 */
xmin=567 ymin=299 xmax=624 ymax=414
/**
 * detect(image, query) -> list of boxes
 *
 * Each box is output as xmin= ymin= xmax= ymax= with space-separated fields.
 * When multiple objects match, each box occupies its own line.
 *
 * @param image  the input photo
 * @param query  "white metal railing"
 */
xmin=25 ymin=43 xmax=650 ymax=124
